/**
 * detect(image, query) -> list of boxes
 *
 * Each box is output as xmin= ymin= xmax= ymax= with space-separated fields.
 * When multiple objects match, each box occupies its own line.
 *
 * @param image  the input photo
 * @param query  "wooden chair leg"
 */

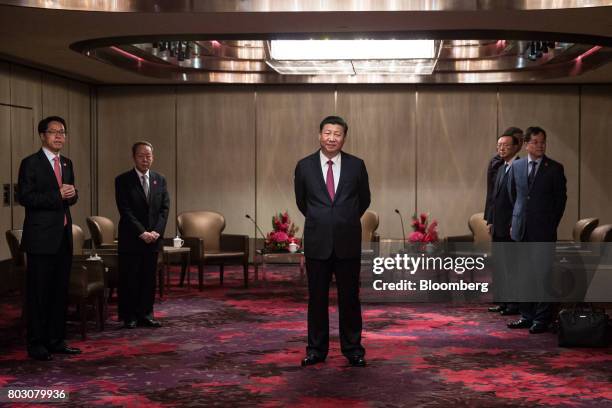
xmin=79 ymin=299 xmax=87 ymax=340
xmin=243 ymin=263 xmax=248 ymax=288
xmin=94 ymin=296 xmax=101 ymax=331
xmin=98 ymin=293 xmax=105 ymax=331
xmin=107 ymin=286 xmax=114 ymax=303
xmin=180 ymin=261 xmax=187 ymax=287
xmin=198 ymin=264 xmax=204 ymax=291
xmin=220 ymin=265 xmax=224 ymax=286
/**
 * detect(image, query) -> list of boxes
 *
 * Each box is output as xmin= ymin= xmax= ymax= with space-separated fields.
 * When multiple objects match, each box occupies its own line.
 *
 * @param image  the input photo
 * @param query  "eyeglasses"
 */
xmin=527 ymin=140 xmax=546 ymax=146
xmin=45 ymin=130 xmax=68 ymax=136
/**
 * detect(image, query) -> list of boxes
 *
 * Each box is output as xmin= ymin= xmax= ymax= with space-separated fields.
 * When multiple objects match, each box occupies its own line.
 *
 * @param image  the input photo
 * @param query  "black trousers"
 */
xmin=118 ymin=252 xmax=158 ymax=322
xmin=26 ymin=226 xmax=72 ymax=349
xmin=492 ymin=234 xmax=519 ymax=312
xmin=305 ymin=253 xmax=364 ymax=359
xmin=520 ymin=232 xmax=554 ymax=325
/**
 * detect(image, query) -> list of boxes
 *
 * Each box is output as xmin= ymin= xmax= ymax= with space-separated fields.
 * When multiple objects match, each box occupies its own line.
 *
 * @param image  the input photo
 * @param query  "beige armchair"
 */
xmin=445 ymin=212 xmax=491 ymax=252
xmin=361 ymin=210 xmax=380 ymax=243
xmin=177 ymin=211 xmax=249 ymax=289
xmin=589 ymin=224 xmax=612 ymax=243
xmin=86 ymin=216 xmax=118 ymax=250
xmin=573 ymin=218 xmax=599 ymax=243
xmin=72 ymin=224 xmax=85 ymax=255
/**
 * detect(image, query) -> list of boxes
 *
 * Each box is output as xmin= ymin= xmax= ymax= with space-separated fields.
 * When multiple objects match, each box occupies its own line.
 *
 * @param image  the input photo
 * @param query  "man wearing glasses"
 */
xmin=18 ymin=116 xmax=80 ymax=361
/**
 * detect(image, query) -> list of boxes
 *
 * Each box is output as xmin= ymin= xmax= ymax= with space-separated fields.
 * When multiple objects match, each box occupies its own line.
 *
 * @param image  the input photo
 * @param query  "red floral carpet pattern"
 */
xmin=1 ymin=266 xmax=611 ymax=407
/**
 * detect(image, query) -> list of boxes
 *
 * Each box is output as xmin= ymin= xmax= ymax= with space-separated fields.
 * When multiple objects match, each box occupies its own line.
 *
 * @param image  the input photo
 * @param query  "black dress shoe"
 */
xmin=348 ymin=355 xmax=366 ymax=367
xmin=488 ymin=305 xmax=504 ymax=312
xmin=507 ymin=319 xmax=532 ymax=329
xmin=28 ymin=346 xmax=53 ymax=361
xmin=137 ymin=317 xmax=162 ymax=328
xmin=300 ymin=354 xmax=325 ymax=367
xmin=500 ymin=309 xmax=520 ymax=316
xmin=529 ymin=323 xmax=549 ymax=334
xmin=124 ymin=320 xmax=137 ymax=329
xmin=49 ymin=343 xmax=82 ymax=355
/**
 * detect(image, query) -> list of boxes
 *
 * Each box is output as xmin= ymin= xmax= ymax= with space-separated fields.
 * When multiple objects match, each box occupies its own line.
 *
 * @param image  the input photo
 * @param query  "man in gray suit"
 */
xmin=507 ymin=126 xmax=566 ymax=334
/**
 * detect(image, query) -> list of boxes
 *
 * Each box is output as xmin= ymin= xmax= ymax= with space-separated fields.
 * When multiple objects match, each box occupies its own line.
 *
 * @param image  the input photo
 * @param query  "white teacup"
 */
xmin=173 ymin=236 xmax=185 ymax=248
xmin=288 ymin=242 xmax=299 ymax=253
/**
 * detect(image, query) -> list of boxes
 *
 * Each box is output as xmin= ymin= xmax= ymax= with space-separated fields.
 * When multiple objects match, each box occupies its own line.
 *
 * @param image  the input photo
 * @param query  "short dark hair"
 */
xmin=501 ymin=126 xmax=523 ymax=138
xmin=498 ymin=134 xmax=520 ymax=146
xmin=319 ymin=116 xmax=348 ymax=135
xmin=524 ymin=126 xmax=547 ymax=143
xmin=132 ymin=141 xmax=154 ymax=156
xmin=38 ymin=116 xmax=67 ymax=134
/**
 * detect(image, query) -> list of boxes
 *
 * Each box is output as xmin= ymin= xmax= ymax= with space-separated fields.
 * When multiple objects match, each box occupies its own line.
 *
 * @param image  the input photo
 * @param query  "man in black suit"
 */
xmin=487 ymin=132 xmax=521 ymax=315
xmin=507 ymin=126 xmax=567 ymax=334
xmin=18 ymin=116 xmax=81 ymax=361
xmin=115 ymin=141 xmax=169 ymax=329
xmin=294 ymin=116 xmax=371 ymax=367
xmin=484 ymin=127 xmax=523 ymax=230
xmin=486 ymin=126 xmax=523 ymax=314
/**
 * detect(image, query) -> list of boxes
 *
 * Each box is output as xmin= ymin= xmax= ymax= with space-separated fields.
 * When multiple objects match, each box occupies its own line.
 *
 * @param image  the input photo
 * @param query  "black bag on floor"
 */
xmin=558 ymin=305 xmax=609 ymax=348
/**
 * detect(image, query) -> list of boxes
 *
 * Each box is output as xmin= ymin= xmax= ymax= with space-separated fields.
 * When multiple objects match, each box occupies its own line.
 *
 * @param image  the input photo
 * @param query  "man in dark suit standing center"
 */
xmin=295 ymin=116 xmax=371 ymax=367
xmin=115 ymin=141 xmax=169 ymax=329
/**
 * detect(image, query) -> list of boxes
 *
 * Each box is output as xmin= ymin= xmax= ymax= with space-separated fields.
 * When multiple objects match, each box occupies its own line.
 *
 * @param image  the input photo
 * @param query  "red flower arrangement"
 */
xmin=408 ymin=212 xmax=439 ymax=243
xmin=265 ymin=211 xmax=301 ymax=252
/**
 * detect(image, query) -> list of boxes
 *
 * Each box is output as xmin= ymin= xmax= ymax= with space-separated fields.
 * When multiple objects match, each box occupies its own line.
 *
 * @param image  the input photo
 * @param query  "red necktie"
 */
xmin=53 ymin=156 xmax=67 ymax=226
xmin=326 ymin=160 xmax=335 ymax=201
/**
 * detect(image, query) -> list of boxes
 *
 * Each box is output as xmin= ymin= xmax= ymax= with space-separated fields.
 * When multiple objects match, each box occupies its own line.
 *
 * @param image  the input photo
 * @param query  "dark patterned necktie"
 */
xmin=528 ymin=161 xmax=537 ymax=188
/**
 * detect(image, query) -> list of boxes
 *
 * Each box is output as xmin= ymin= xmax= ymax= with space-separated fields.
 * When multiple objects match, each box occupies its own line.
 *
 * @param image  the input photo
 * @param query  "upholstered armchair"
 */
xmin=445 ymin=212 xmax=491 ymax=252
xmin=361 ymin=210 xmax=380 ymax=243
xmin=5 ymin=229 xmax=26 ymax=330
xmin=86 ymin=216 xmax=118 ymax=250
xmin=5 ymin=229 xmax=25 ymax=280
xmin=69 ymin=258 xmax=106 ymax=339
xmin=590 ymin=224 xmax=612 ymax=243
xmin=573 ymin=218 xmax=599 ymax=243
xmin=177 ymin=211 xmax=249 ymax=289
xmin=72 ymin=224 xmax=85 ymax=255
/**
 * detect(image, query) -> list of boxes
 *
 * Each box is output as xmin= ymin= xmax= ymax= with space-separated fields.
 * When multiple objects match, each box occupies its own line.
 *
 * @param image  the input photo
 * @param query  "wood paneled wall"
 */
xmin=177 ymin=86 xmax=256 ymax=235
xmin=93 ymin=84 xmax=612 ymax=242
xmin=97 ymin=87 xmax=177 ymax=235
xmin=0 ymin=62 xmax=93 ymax=260
xmin=336 ymin=86 xmax=417 ymax=239
xmin=580 ymin=85 xmax=612 ymax=225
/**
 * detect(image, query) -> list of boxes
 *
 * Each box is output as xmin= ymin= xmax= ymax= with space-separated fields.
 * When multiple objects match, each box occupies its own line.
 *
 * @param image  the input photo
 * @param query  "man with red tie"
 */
xmin=294 ymin=116 xmax=371 ymax=367
xmin=18 ymin=116 xmax=80 ymax=361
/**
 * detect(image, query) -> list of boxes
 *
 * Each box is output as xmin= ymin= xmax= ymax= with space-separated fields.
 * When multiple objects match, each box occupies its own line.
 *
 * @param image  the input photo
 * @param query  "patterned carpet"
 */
xmin=0 ymin=265 xmax=611 ymax=407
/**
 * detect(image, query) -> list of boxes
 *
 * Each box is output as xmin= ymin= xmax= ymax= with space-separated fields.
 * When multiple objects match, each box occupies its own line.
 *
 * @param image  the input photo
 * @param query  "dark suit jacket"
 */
xmin=489 ymin=160 xmax=516 ymax=240
xmin=18 ymin=149 xmax=78 ymax=254
xmin=484 ymin=155 xmax=503 ymax=224
xmin=509 ymin=155 xmax=567 ymax=242
xmin=294 ymin=150 xmax=370 ymax=260
xmin=115 ymin=169 xmax=170 ymax=254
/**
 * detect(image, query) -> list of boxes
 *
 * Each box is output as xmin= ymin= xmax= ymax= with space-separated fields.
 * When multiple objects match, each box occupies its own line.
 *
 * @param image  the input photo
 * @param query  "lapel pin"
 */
xmin=153 ymin=180 xmax=157 ymax=185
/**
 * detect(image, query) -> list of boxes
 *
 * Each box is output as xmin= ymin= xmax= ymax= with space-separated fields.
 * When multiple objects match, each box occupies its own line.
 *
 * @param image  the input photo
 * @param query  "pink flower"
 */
xmin=420 ymin=213 xmax=428 ymax=223
xmin=274 ymin=231 xmax=289 ymax=242
xmin=408 ymin=231 xmax=425 ymax=243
